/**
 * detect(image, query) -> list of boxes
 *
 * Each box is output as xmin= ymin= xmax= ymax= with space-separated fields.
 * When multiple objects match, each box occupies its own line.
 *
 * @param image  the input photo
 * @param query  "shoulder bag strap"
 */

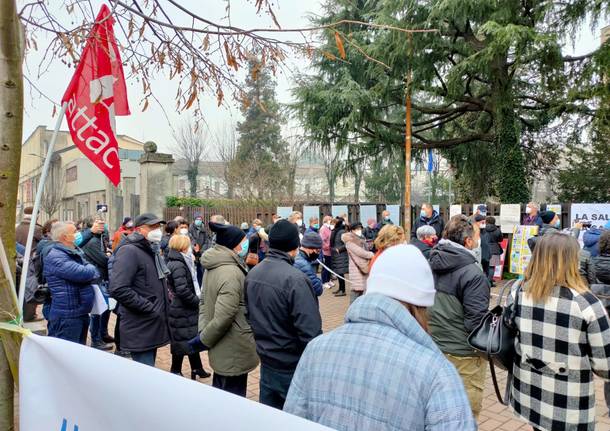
xmin=488 ymin=355 xmax=512 ymax=405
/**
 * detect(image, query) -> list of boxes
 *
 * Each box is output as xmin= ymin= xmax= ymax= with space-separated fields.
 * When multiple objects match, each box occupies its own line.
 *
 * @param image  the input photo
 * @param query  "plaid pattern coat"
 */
xmin=284 ymin=293 xmax=476 ymax=431
xmin=508 ymin=284 xmax=610 ymax=430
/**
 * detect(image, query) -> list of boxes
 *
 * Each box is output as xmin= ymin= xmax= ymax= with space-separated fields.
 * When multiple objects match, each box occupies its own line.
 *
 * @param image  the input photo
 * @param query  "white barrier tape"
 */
xmin=315 ymin=259 xmax=353 ymax=284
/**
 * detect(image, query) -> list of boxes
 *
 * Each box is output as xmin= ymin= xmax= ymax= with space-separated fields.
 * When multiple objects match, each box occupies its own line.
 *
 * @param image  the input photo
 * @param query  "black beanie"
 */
xmin=269 ymin=219 xmax=300 ymax=252
xmin=540 ymin=210 xmax=556 ymax=224
xmin=209 ymin=222 xmax=245 ymax=249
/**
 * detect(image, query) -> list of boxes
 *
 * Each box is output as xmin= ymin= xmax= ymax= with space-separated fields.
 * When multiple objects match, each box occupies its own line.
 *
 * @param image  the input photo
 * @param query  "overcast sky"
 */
xmin=20 ymin=1 xmax=607 ymax=153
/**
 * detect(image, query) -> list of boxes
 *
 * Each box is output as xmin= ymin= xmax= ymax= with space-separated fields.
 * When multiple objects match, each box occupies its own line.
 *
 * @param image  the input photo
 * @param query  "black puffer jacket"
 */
xmin=245 ymin=249 xmax=322 ymax=371
xmin=428 ymin=241 xmax=490 ymax=356
xmin=108 ymin=232 xmax=170 ymax=352
xmin=412 ymin=211 xmax=445 ymax=239
xmin=81 ymin=233 xmax=109 ymax=281
xmin=331 ymin=226 xmax=349 ymax=275
xmin=485 ymin=224 xmax=503 ymax=256
xmin=166 ymin=249 xmax=200 ymax=355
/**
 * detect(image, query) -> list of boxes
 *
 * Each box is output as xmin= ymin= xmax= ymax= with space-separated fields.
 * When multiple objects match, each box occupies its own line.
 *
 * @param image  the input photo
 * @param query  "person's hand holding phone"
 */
xmin=92 ymin=220 xmax=105 ymax=234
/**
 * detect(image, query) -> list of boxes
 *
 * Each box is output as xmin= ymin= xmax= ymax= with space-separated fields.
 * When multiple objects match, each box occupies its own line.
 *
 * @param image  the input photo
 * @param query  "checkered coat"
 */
xmin=508 ymin=284 xmax=610 ymax=430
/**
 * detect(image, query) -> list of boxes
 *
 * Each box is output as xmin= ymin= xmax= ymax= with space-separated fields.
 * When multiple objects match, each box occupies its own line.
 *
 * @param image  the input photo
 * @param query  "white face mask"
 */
xmin=480 ymin=222 xmax=486 ymax=229
xmin=147 ymin=228 xmax=163 ymax=243
xmin=329 ymin=225 xmax=335 ymax=230
xmin=354 ymin=230 xmax=363 ymax=237
xmin=179 ymin=228 xmax=189 ymax=236
xmin=296 ymin=219 xmax=303 ymax=227
xmin=525 ymin=207 xmax=532 ymax=215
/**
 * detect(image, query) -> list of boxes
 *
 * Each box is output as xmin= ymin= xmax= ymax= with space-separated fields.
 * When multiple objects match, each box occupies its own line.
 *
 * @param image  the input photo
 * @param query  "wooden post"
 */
xmin=403 ymin=33 xmax=413 ymax=235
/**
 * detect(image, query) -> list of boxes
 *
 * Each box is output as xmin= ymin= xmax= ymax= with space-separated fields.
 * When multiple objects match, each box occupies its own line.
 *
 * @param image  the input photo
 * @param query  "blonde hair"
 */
xmin=525 ymin=233 xmax=588 ymax=302
xmin=374 ymin=225 xmax=406 ymax=251
xmin=169 ymin=234 xmax=191 ymax=252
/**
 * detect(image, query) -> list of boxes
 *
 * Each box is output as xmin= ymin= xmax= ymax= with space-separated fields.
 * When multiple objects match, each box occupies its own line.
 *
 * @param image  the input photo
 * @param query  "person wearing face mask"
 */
xmin=245 ymin=219 xmax=322 ymax=409
xmin=112 ymin=217 xmax=135 ymax=252
xmin=411 ymin=225 xmax=437 ymax=260
xmin=342 ymin=222 xmax=375 ymax=304
xmin=427 ymin=215 xmax=490 ymax=419
xmin=306 ymin=217 xmax=320 ymax=234
xmin=246 ymin=219 xmax=267 ymax=269
xmin=523 ymin=201 xmax=543 ymax=228
xmin=108 ymin=213 xmax=171 ymax=367
xmin=473 ymin=214 xmax=490 ymax=273
xmin=44 ymin=221 xmax=100 ymax=344
xmin=289 ymin=211 xmax=306 ymax=237
xmin=166 ymin=234 xmax=211 ymax=380
xmin=319 ymin=216 xmax=335 ymax=289
xmin=375 ymin=210 xmax=394 ymax=231
xmin=189 ymin=214 xmax=211 ymax=285
xmin=293 ymin=232 xmax=324 ymax=296
xmin=411 ymin=203 xmax=444 ymax=240
xmin=198 ymin=221 xmax=259 ymax=396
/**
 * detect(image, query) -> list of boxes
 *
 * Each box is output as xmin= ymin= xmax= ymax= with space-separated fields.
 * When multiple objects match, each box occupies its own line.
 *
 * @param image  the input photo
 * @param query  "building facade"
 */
xmin=18 ymin=126 xmax=144 ymax=222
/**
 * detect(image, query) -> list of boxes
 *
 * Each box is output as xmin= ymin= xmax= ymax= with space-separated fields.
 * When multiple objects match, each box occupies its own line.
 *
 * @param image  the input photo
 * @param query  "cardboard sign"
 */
xmin=509 ymin=225 xmax=539 ymax=275
xmin=499 ymin=204 xmax=521 ymax=234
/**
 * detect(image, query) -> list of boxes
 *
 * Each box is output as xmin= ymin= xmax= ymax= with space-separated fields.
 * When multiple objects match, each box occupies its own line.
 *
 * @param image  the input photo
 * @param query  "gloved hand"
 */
xmin=188 ymin=334 xmax=208 ymax=353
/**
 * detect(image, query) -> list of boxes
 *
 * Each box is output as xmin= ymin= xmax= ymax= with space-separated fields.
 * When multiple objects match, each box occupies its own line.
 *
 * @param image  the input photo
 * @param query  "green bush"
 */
xmin=165 ymin=196 xmax=277 ymax=208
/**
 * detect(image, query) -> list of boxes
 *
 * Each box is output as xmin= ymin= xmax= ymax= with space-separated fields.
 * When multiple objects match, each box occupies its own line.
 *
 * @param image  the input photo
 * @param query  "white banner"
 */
xmin=276 ymin=206 xmax=293 ymax=219
xmin=386 ymin=205 xmax=401 ymax=226
xmin=499 ymin=204 xmax=521 ymax=234
xmin=359 ymin=205 xmax=377 ymax=225
xmin=331 ymin=205 xmax=348 ymax=218
xmin=303 ymin=206 xmax=320 ymax=225
xmin=570 ymin=203 xmax=610 ymax=229
xmin=20 ymin=335 xmax=333 ymax=431
xmin=449 ymin=205 xmax=462 ymax=219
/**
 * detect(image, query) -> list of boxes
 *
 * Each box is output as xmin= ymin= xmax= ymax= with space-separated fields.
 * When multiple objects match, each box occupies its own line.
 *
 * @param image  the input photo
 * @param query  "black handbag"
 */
xmin=467 ymin=279 xmax=521 ymax=405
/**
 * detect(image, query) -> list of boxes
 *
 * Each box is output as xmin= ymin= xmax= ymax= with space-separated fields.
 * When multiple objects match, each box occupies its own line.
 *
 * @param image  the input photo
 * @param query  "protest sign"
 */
xmin=449 ymin=205 xmax=462 ymax=218
xmin=303 ymin=206 xmax=320 ymax=225
xmin=499 ymin=204 xmax=521 ymax=234
xmin=359 ymin=205 xmax=377 ymax=225
xmin=386 ymin=205 xmax=401 ymax=226
xmin=332 ymin=205 xmax=348 ymax=218
xmin=473 ymin=203 xmax=486 ymax=216
xmin=20 ymin=334 xmax=332 ymax=431
xmin=546 ymin=204 xmax=561 ymax=215
xmin=276 ymin=206 xmax=293 ymax=219
xmin=493 ymin=239 xmax=508 ymax=281
xmin=570 ymin=203 xmax=610 ymax=229
xmin=509 ymin=225 xmax=538 ymax=274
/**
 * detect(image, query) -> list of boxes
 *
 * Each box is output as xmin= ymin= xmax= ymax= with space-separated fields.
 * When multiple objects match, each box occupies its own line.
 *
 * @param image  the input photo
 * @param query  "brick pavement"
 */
xmin=77 ymin=285 xmax=607 ymax=430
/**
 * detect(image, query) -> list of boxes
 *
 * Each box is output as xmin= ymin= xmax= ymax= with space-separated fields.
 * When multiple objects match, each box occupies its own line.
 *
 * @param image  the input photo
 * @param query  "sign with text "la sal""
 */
xmin=61 ymin=4 xmax=130 ymax=186
xmin=20 ymin=335 xmax=333 ymax=431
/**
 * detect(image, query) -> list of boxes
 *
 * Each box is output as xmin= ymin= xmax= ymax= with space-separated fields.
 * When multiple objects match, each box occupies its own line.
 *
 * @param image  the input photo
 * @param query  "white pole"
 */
xmin=17 ymin=102 xmax=67 ymax=322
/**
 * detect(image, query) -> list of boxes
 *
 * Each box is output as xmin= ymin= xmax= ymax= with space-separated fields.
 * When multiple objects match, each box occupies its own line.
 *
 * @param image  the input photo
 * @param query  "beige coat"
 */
xmin=342 ymin=232 xmax=374 ymax=292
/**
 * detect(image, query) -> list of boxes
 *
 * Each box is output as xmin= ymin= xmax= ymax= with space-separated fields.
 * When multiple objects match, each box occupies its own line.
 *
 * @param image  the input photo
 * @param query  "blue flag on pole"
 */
xmin=427 ymin=148 xmax=434 ymax=172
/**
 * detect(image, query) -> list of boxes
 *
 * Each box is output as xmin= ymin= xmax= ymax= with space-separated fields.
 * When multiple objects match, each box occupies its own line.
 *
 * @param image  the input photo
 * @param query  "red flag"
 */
xmin=61 ymin=4 xmax=130 ymax=186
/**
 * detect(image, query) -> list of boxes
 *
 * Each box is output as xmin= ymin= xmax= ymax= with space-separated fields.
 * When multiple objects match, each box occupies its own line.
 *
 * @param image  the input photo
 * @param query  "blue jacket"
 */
xmin=583 ymin=228 xmax=602 ymax=258
xmin=43 ymin=243 xmax=99 ymax=319
xmin=293 ymin=250 xmax=323 ymax=296
xmin=284 ymin=294 xmax=476 ymax=431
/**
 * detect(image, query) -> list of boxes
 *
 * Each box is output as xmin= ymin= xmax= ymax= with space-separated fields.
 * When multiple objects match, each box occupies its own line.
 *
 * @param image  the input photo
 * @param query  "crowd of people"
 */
xmin=13 ymin=202 xmax=610 ymax=431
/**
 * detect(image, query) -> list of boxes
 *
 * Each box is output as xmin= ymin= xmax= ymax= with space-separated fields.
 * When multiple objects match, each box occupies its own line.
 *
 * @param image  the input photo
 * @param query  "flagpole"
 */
xmin=17 ymin=102 xmax=68 ymax=322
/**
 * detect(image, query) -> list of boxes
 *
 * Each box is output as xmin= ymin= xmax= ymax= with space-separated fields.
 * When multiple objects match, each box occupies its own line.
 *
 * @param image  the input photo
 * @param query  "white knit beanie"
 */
xmin=366 ymin=244 xmax=435 ymax=306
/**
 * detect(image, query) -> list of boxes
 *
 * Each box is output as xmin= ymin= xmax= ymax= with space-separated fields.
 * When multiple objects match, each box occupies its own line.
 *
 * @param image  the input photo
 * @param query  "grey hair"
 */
xmin=416 ymin=225 xmax=436 ymax=240
xmin=527 ymin=201 xmax=540 ymax=210
xmin=51 ymin=221 xmax=75 ymax=241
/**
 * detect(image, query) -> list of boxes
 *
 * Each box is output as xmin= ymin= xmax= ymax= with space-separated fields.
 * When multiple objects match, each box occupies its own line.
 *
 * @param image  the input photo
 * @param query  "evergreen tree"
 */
xmin=293 ymin=0 xmax=608 ymax=203
xmin=233 ymin=58 xmax=288 ymax=199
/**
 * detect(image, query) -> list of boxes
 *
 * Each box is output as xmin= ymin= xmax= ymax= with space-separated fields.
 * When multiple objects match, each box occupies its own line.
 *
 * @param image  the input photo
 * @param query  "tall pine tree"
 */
xmin=232 ymin=58 xmax=288 ymax=199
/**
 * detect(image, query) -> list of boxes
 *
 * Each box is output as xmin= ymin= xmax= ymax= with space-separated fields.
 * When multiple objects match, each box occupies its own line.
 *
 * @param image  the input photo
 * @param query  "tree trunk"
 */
xmin=0 ymin=1 xmax=23 ymax=429
xmin=494 ymin=101 xmax=529 ymax=203
xmin=187 ymin=164 xmax=198 ymax=197
xmin=353 ymin=169 xmax=362 ymax=203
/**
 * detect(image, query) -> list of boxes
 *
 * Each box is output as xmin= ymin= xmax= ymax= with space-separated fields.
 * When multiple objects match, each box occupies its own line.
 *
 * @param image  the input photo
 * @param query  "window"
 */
xmin=66 ymin=166 xmax=77 ymax=182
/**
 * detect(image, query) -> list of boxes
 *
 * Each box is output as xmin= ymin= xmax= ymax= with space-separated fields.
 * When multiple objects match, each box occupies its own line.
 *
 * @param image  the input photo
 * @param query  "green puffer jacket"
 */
xmin=199 ymin=245 xmax=259 ymax=376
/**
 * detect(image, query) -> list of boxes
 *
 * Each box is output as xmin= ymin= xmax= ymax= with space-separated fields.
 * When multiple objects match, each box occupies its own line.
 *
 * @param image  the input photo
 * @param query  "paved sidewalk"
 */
xmin=148 ymin=288 xmax=610 ymax=429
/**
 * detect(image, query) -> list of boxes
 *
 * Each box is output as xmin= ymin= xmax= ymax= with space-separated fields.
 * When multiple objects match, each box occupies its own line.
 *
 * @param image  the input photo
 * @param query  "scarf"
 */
xmin=150 ymin=242 xmax=170 ymax=280
xmin=181 ymin=251 xmax=201 ymax=297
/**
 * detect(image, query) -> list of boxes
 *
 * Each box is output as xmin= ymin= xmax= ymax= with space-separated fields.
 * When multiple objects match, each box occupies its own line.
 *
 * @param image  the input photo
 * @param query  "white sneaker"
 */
xmin=323 ymin=282 xmax=333 ymax=290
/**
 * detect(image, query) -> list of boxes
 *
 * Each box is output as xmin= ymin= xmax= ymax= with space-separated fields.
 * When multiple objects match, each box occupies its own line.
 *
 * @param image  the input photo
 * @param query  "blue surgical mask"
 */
xmin=554 ymin=220 xmax=561 ymax=229
xmin=238 ymin=239 xmax=249 ymax=258
xmin=73 ymin=231 xmax=83 ymax=247
xmin=420 ymin=210 xmax=426 ymax=218
xmin=195 ymin=219 xmax=203 ymax=227
xmin=313 ymin=223 xmax=319 ymax=229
